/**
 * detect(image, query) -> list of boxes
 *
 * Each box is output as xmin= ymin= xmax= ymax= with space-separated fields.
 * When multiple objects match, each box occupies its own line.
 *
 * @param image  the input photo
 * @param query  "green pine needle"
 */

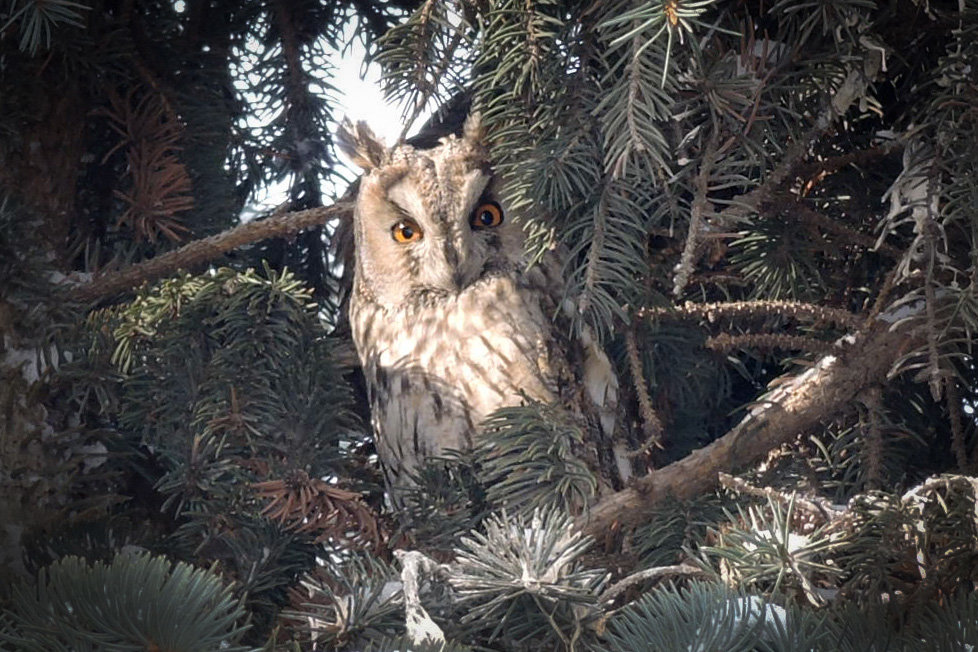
xmin=0 ymin=553 xmax=251 ymax=652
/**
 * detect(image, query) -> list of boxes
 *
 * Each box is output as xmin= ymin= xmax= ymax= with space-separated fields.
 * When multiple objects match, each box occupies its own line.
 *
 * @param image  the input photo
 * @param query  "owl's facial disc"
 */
xmin=376 ymin=169 xmax=509 ymax=297
xmin=352 ymin=136 xmax=525 ymax=308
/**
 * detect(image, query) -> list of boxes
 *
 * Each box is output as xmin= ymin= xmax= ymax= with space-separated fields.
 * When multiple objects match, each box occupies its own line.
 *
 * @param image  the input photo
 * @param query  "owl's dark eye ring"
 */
xmin=391 ymin=218 xmax=423 ymax=243
xmin=470 ymin=201 xmax=504 ymax=230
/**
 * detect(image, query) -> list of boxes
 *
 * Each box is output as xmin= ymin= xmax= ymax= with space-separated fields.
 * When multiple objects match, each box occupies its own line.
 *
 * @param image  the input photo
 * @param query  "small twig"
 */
xmin=795 ymin=142 xmax=905 ymax=193
xmin=394 ymin=549 xmax=449 ymax=646
xmin=922 ymin=155 xmax=945 ymax=401
xmin=865 ymin=265 xmax=902 ymax=326
xmin=532 ymin=594 xmax=573 ymax=650
xmin=686 ymin=272 xmax=750 ymax=287
xmin=673 ymin=131 xmax=719 ymax=297
xmin=624 ymin=326 xmax=663 ymax=456
xmin=860 ymin=387 xmax=883 ymax=489
xmin=718 ymin=473 xmax=844 ymax=524
xmin=787 ymin=553 xmax=825 ymax=607
xmin=578 ymin=184 xmax=610 ymax=317
xmin=599 ymin=564 xmax=711 ymax=605
xmin=636 ymin=300 xmax=858 ymax=330
xmin=705 ymin=333 xmax=836 ymax=356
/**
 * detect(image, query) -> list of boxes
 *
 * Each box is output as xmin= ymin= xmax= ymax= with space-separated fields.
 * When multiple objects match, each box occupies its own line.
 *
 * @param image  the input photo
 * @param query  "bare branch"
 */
xmin=71 ymin=202 xmax=353 ymax=303
xmin=789 ymin=200 xmax=902 ymax=259
xmin=624 ymin=325 xmax=663 ymax=455
xmin=945 ymin=377 xmax=968 ymax=472
xmin=581 ymin=321 xmax=921 ymax=537
xmin=599 ymin=564 xmax=710 ymax=605
xmin=705 ymin=332 xmax=836 ymax=356
xmin=672 ymin=131 xmax=718 ymax=297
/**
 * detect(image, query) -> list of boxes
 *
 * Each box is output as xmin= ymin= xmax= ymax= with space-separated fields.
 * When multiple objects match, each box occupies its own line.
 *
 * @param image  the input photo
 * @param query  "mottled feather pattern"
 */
xmin=340 ymin=115 xmax=625 ymax=497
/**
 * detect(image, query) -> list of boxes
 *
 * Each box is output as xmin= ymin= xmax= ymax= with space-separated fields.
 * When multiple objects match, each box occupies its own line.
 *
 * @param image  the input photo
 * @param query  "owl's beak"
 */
xmin=443 ymin=238 xmax=477 ymax=291
xmin=451 ymin=269 xmax=467 ymax=290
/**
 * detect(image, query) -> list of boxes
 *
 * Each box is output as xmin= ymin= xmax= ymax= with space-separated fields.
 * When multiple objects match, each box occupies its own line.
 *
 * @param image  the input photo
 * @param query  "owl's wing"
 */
xmin=581 ymin=321 xmax=632 ymax=484
xmin=528 ymin=248 xmax=632 ymax=485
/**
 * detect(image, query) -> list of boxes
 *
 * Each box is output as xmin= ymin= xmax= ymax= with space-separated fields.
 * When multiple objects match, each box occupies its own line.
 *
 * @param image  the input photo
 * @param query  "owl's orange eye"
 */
xmin=391 ymin=219 xmax=423 ymax=243
xmin=470 ymin=201 xmax=503 ymax=229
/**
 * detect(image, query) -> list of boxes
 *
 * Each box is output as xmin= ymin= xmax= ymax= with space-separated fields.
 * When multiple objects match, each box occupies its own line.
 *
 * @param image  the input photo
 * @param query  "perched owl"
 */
xmin=338 ymin=115 xmax=626 ymax=499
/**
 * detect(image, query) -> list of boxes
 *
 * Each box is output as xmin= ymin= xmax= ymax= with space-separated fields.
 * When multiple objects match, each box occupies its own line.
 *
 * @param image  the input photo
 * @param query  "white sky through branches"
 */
xmin=241 ymin=20 xmax=425 ymax=217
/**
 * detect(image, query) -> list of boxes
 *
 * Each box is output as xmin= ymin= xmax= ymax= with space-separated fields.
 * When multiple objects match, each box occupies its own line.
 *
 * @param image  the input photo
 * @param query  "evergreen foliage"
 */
xmin=2 ymin=0 xmax=978 ymax=648
xmin=476 ymin=403 xmax=596 ymax=515
xmin=0 ymin=553 xmax=251 ymax=651
xmin=287 ymin=555 xmax=404 ymax=650
xmin=604 ymin=583 xmax=822 ymax=652
xmin=450 ymin=508 xmax=606 ymax=648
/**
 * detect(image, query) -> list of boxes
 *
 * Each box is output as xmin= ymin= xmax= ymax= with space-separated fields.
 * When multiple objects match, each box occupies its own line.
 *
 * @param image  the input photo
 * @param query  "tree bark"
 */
xmin=582 ymin=321 xmax=921 ymax=537
xmin=71 ymin=202 xmax=352 ymax=303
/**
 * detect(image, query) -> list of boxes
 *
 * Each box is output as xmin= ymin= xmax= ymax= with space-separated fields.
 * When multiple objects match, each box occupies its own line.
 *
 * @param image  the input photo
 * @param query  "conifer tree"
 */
xmin=1 ymin=0 xmax=977 ymax=649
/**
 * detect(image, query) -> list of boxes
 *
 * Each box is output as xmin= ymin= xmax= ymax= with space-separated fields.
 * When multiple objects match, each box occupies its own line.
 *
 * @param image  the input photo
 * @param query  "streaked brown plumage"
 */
xmin=338 ymin=115 xmax=624 ymax=498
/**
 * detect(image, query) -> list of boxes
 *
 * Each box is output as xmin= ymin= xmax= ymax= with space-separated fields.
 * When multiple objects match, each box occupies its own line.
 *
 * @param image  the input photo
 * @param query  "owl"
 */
xmin=338 ymin=115 xmax=627 ymax=500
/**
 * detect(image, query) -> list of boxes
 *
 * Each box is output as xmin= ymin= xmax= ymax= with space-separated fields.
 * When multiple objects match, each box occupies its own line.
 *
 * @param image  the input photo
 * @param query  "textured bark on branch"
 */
xmin=71 ymin=202 xmax=353 ymax=303
xmin=581 ymin=321 xmax=921 ymax=538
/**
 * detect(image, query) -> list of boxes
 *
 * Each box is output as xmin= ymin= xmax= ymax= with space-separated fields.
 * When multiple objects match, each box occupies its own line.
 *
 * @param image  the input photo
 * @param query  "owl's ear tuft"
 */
xmin=337 ymin=118 xmax=386 ymax=171
xmin=463 ymin=112 xmax=485 ymax=146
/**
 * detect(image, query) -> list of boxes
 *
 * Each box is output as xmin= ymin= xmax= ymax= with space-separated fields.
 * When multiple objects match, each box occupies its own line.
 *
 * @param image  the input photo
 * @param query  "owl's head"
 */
xmin=338 ymin=115 xmax=524 ymax=308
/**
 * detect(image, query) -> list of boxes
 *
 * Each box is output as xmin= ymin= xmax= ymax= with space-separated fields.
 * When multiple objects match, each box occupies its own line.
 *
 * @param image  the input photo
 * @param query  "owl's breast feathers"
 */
xmin=350 ymin=269 xmax=573 ymax=488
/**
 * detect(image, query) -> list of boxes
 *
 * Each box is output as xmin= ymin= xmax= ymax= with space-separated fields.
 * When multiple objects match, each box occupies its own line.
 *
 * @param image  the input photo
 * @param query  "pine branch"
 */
xmin=712 ymin=56 xmax=888 ymax=230
xmin=598 ymin=563 xmax=710 ymax=606
xmin=71 ymin=201 xmax=352 ymax=303
xmin=945 ymin=377 xmax=968 ymax=472
xmin=788 ymin=199 xmax=902 ymax=259
xmin=2 ymin=553 xmax=251 ymax=650
xmin=921 ymin=165 xmax=944 ymax=401
xmin=582 ymin=319 xmax=923 ymax=537
xmin=636 ymin=300 xmax=858 ymax=329
xmin=794 ymin=142 xmax=905 ymax=194
xmin=705 ymin=332 xmax=835 ymax=356
xmin=673 ymin=130 xmax=718 ymax=296
xmin=860 ymin=386 xmax=883 ymax=489
xmin=577 ymin=184 xmax=609 ymax=321
xmin=398 ymin=10 xmax=466 ymax=144
xmin=624 ymin=326 xmax=663 ymax=455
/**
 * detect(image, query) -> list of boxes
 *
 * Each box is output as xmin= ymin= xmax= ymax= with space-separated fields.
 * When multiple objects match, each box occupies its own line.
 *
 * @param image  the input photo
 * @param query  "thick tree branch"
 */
xmin=71 ymin=201 xmax=352 ymax=303
xmin=581 ymin=321 xmax=921 ymax=537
